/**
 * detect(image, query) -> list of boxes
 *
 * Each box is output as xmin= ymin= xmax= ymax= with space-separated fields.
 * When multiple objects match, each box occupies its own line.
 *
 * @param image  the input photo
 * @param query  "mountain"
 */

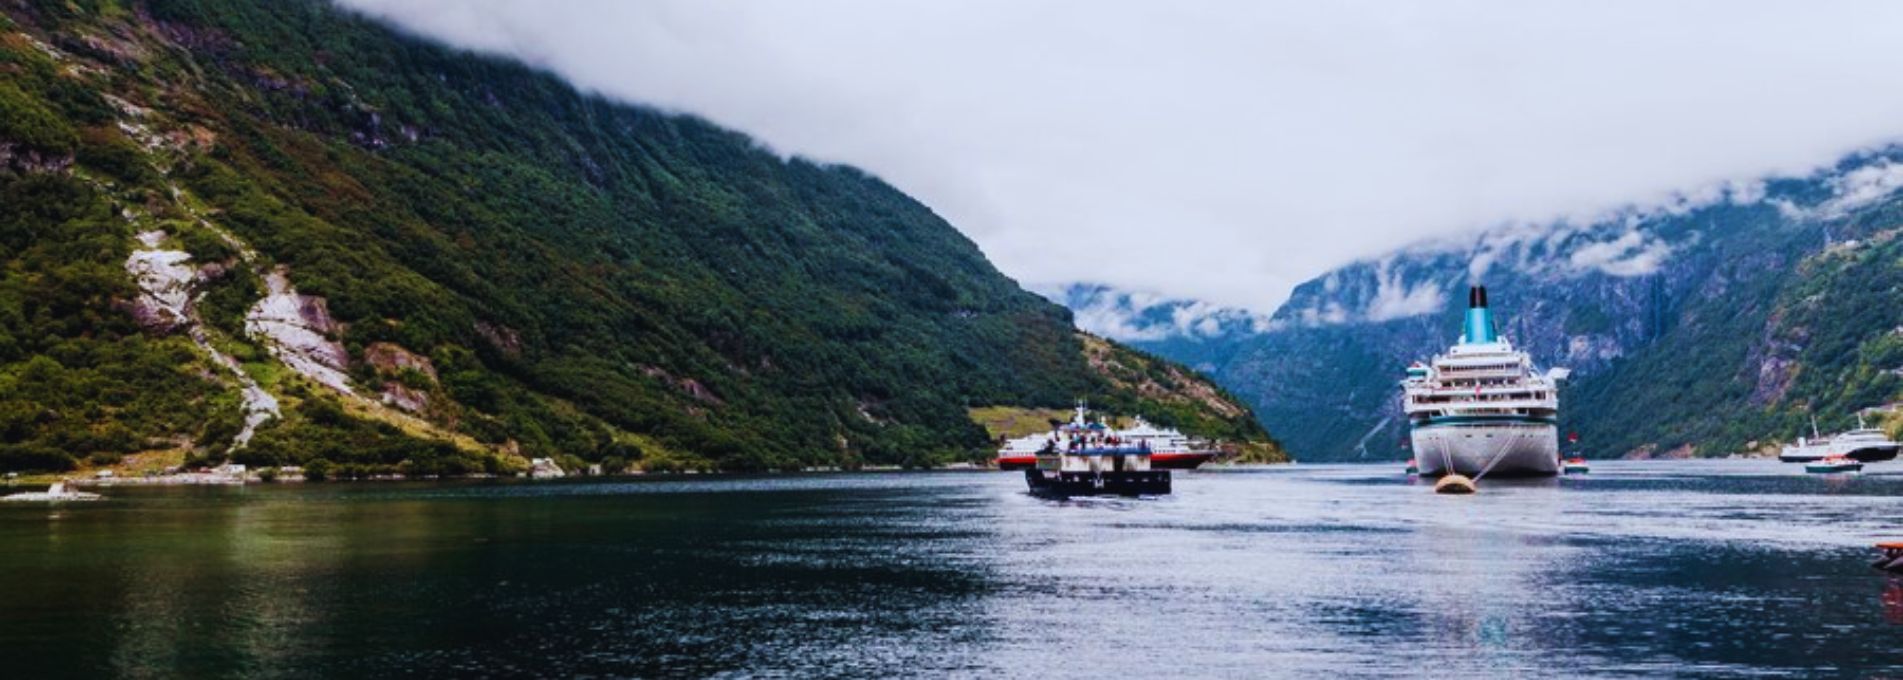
xmin=1035 ymin=283 xmax=1270 ymax=373
xmin=1080 ymin=152 xmax=1903 ymax=461
xmin=0 ymin=0 xmax=1274 ymax=475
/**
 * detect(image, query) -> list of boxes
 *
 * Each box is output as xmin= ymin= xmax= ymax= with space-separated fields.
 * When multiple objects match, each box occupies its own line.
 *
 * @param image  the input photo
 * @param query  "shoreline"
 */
xmin=0 ymin=457 xmax=1841 ymax=493
xmin=22 ymin=463 xmax=1006 ymax=488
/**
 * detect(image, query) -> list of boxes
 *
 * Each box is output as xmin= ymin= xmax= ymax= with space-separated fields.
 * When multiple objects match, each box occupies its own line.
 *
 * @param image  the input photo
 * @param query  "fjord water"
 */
xmin=2 ymin=461 xmax=1901 ymax=677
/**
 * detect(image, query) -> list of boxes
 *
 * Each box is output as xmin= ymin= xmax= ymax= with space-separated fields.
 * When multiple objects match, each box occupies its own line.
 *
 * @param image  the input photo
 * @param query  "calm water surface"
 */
xmin=2 ymin=460 xmax=1902 ymax=678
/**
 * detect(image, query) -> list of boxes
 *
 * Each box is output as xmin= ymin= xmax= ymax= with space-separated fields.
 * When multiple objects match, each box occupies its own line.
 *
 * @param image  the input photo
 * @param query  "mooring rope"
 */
xmin=1471 ymin=428 xmax=1529 ymax=482
xmin=1437 ymin=432 xmax=1456 ymax=477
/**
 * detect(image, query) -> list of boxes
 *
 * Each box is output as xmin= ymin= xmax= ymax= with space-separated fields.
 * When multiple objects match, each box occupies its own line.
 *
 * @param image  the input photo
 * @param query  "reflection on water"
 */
xmin=1 ymin=460 xmax=1900 ymax=677
xmin=1886 ymin=579 xmax=1903 ymax=626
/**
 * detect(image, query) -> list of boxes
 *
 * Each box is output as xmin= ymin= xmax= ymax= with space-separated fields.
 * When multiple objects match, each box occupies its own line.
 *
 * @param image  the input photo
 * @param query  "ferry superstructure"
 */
xmin=1402 ymin=286 xmax=1567 ymax=478
xmin=995 ymin=405 xmax=1217 ymax=470
xmin=1024 ymin=433 xmax=1171 ymax=498
xmin=1828 ymin=415 xmax=1900 ymax=462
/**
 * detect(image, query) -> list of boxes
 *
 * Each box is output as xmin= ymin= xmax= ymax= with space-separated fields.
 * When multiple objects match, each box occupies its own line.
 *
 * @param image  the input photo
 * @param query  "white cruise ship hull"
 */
xmin=1410 ymin=421 xmax=1559 ymax=478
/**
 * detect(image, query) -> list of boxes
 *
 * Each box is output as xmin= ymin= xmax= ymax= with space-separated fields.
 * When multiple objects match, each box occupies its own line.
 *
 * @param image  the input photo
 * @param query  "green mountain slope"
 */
xmin=0 ymin=0 xmax=1274 ymax=474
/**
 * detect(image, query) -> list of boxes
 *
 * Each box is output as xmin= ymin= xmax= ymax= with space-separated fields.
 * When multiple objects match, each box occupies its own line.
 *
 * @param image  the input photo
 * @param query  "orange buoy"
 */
xmin=1434 ymin=474 xmax=1476 ymax=494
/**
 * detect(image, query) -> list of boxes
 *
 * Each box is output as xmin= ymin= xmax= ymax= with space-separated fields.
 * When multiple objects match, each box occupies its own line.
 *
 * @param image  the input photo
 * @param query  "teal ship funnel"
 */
xmin=1463 ymin=286 xmax=1496 ymax=344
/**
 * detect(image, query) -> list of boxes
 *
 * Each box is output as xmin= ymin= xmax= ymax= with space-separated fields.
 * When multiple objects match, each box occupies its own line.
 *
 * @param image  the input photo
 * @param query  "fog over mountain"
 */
xmin=338 ymin=0 xmax=1903 ymax=312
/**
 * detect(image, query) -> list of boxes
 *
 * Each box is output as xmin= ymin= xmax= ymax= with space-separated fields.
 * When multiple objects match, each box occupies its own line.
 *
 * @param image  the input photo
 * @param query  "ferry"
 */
xmin=1830 ymin=415 xmax=1899 ymax=462
xmin=1778 ymin=415 xmax=1898 ymax=463
xmin=996 ymin=405 xmax=1217 ymax=470
xmin=1402 ymin=286 xmax=1568 ymax=478
xmin=1779 ymin=439 xmax=1830 ymax=463
xmin=1779 ymin=416 xmax=1831 ymax=463
xmin=1024 ymin=439 xmax=1170 ymax=498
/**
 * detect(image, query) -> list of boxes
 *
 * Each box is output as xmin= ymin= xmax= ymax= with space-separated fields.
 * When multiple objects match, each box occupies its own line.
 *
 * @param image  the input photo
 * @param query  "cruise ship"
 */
xmin=1402 ymin=286 xmax=1568 ymax=478
xmin=995 ymin=404 xmax=1218 ymax=470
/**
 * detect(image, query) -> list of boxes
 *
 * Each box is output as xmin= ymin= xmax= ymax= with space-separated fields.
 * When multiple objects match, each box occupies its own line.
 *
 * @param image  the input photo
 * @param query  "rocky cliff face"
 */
xmin=1080 ymin=151 xmax=1903 ymax=461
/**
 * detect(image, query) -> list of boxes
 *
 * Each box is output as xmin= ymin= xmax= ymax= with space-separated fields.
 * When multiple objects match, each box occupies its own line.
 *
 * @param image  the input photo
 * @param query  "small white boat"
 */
xmin=0 ymin=482 xmax=103 ymax=502
xmin=1805 ymin=456 xmax=1864 ymax=474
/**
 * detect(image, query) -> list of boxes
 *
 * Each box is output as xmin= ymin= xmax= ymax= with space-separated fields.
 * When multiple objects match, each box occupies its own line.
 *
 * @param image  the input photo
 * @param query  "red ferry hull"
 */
xmin=996 ymin=456 xmax=1038 ymax=470
xmin=1150 ymin=451 xmax=1217 ymax=469
xmin=998 ymin=451 xmax=1215 ymax=470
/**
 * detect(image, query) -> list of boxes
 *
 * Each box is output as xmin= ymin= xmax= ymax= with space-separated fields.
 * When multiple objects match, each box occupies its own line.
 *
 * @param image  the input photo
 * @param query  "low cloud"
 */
xmin=1567 ymin=232 xmax=1674 ymax=277
xmin=338 ymin=0 xmax=1903 ymax=313
xmin=1068 ymin=303 xmax=1174 ymax=342
xmin=1364 ymin=261 xmax=1445 ymax=321
xmin=1042 ymin=283 xmax=1272 ymax=341
xmin=1818 ymin=160 xmax=1903 ymax=218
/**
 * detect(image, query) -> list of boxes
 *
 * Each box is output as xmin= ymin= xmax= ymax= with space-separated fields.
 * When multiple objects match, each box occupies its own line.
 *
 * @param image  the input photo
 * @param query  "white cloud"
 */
xmin=1565 ymin=231 xmax=1674 ymax=277
xmin=1299 ymin=302 xmax=1351 ymax=327
xmin=1044 ymin=284 xmax=1271 ymax=341
xmin=1466 ymin=249 xmax=1498 ymax=282
xmin=1364 ymin=260 xmax=1445 ymax=321
xmin=1067 ymin=303 xmax=1173 ymax=342
xmin=338 ymin=0 xmax=1903 ymax=313
xmin=1728 ymin=179 xmax=1767 ymax=205
xmin=1818 ymin=159 xmax=1903 ymax=218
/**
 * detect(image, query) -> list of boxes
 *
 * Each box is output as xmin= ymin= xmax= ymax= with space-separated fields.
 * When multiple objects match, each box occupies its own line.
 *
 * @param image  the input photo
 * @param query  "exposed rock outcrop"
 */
xmin=123 ymin=230 xmax=193 ymax=331
xmin=364 ymin=342 xmax=436 ymax=413
xmin=474 ymin=320 xmax=522 ymax=358
xmin=377 ymin=383 xmax=429 ymax=413
xmin=364 ymin=342 xmax=436 ymax=380
xmin=0 ymin=143 xmax=74 ymax=174
xmin=245 ymin=268 xmax=353 ymax=395
xmin=123 ymin=229 xmax=279 ymax=450
xmin=639 ymin=365 xmax=723 ymax=405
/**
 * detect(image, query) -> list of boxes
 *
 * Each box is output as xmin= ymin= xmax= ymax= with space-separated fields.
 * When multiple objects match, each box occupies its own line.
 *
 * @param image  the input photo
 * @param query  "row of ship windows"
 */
xmin=1411 ymin=392 xmax=1549 ymax=404
xmin=1414 ymin=408 xmax=1540 ymax=417
xmin=1439 ymin=378 xmax=1524 ymax=387
xmin=1436 ymin=364 xmax=1520 ymax=374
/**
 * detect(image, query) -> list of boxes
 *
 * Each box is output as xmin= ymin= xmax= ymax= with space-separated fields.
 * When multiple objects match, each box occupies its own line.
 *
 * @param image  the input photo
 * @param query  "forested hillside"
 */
xmin=0 ymin=0 xmax=1274 ymax=474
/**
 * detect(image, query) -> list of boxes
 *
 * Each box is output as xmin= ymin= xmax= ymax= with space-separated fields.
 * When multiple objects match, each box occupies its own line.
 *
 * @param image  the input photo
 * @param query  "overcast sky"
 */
xmin=339 ymin=0 xmax=1903 ymax=312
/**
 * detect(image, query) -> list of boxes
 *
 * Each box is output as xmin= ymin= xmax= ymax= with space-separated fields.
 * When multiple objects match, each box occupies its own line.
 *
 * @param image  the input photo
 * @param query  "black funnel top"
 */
xmin=1463 ymin=286 xmax=1497 ymax=343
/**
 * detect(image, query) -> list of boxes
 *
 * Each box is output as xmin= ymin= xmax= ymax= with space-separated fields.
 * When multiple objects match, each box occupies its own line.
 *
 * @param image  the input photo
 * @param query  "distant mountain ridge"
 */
xmin=1066 ymin=149 xmax=1903 ymax=461
xmin=1034 ymin=283 xmax=1271 ymax=373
